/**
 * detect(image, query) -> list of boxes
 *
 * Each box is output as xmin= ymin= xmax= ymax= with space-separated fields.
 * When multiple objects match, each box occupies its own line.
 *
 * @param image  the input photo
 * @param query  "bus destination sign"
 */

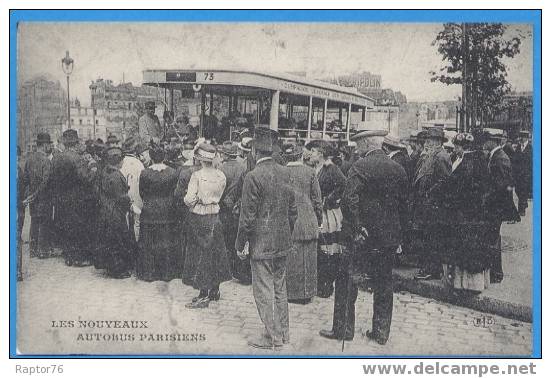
xmin=166 ymin=72 xmax=197 ymax=82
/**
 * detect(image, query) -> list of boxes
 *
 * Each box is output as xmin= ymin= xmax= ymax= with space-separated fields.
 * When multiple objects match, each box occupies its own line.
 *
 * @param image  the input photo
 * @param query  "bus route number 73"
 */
xmin=203 ymin=72 xmax=214 ymax=81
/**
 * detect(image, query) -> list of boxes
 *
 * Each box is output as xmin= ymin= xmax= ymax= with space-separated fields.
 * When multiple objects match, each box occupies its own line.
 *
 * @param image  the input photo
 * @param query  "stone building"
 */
xmin=66 ymin=98 xmax=107 ymax=142
xmin=18 ymin=77 xmax=66 ymax=151
xmin=89 ymin=78 xmax=163 ymax=140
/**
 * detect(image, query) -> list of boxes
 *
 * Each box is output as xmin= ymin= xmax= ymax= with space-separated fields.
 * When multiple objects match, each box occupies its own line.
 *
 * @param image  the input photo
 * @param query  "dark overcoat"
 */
xmin=139 ymin=166 xmax=179 ymax=225
xmin=436 ymin=150 xmax=493 ymax=270
xmin=97 ymin=165 xmax=134 ymax=274
xmin=341 ymin=149 xmax=409 ymax=253
xmin=514 ymin=142 xmax=533 ymax=199
xmin=411 ymin=148 xmax=452 ymax=228
xmin=23 ymin=151 xmax=52 ymax=218
xmin=484 ymin=148 xmax=520 ymax=223
xmin=235 ymin=158 xmax=297 ymax=260
xmin=318 ymin=163 xmax=346 ymax=210
xmin=50 ymin=149 xmax=96 ymax=236
xmin=219 ymin=159 xmax=247 ymax=217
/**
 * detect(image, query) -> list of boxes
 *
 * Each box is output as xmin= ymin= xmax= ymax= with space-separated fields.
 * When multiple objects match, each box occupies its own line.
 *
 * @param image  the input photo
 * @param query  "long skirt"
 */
xmin=182 ymin=213 xmax=232 ymax=290
xmin=137 ymin=222 xmax=183 ymax=282
xmin=319 ymin=208 xmax=343 ymax=255
xmin=286 ymin=239 xmax=317 ymax=300
xmin=446 ymin=223 xmax=493 ymax=272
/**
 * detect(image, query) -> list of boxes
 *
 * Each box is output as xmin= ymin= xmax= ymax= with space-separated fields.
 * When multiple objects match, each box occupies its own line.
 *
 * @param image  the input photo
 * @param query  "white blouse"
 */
xmin=184 ymin=167 xmax=227 ymax=215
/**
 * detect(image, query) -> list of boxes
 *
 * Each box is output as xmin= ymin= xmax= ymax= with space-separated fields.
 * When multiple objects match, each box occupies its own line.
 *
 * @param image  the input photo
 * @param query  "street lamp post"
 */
xmin=61 ymin=51 xmax=74 ymax=130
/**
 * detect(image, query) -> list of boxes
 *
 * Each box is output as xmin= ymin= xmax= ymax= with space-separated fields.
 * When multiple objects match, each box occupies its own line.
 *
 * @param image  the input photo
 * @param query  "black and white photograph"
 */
xmin=13 ymin=19 xmax=537 ymax=356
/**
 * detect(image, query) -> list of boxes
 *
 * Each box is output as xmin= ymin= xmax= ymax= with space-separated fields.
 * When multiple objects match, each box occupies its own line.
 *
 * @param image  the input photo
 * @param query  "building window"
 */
xmin=128 ymin=103 xmax=132 ymax=110
xmin=71 ymin=118 xmax=74 ymax=124
xmin=95 ymin=120 xmax=99 ymax=125
xmin=79 ymin=119 xmax=83 ymax=125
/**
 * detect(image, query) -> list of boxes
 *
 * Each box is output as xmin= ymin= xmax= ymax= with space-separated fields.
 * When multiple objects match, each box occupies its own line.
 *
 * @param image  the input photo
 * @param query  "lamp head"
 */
xmin=61 ymin=51 xmax=74 ymax=75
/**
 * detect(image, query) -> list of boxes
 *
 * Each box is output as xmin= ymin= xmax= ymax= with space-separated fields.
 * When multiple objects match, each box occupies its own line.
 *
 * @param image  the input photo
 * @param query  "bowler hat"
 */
xmin=350 ymin=129 xmax=388 ymax=142
xmin=383 ymin=135 xmax=406 ymax=150
xmin=282 ymin=143 xmax=303 ymax=161
xmin=253 ymin=127 xmax=278 ymax=153
xmin=194 ymin=142 xmax=217 ymax=162
xmin=425 ymin=127 xmax=446 ymax=141
xmin=62 ymin=129 xmax=79 ymax=144
xmin=218 ymin=141 xmax=238 ymax=157
xmin=35 ymin=132 xmax=52 ymax=145
xmin=106 ymin=134 xmax=120 ymax=145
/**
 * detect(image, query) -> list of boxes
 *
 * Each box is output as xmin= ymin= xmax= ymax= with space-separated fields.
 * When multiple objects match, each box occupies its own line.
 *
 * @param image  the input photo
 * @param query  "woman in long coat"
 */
xmin=182 ymin=143 xmax=232 ymax=308
xmin=305 ymin=140 xmax=346 ymax=298
xmin=283 ymin=144 xmax=323 ymax=303
xmin=96 ymin=146 xmax=134 ymax=278
xmin=438 ymin=133 xmax=491 ymax=293
xmin=137 ymin=144 xmax=181 ymax=282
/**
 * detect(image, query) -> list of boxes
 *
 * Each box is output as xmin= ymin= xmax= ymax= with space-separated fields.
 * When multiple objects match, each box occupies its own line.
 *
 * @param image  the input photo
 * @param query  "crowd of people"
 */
xmin=17 ymin=116 xmax=532 ymax=350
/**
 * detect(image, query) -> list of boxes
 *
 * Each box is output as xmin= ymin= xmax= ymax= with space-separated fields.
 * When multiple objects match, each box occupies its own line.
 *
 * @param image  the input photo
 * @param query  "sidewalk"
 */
xmin=392 ymin=201 xmax=534 ymax=323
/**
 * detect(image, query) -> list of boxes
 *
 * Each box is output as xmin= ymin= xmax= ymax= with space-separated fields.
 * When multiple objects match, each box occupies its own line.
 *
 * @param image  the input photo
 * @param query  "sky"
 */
xmin=17 ymin=22 xmax=533 ymax=104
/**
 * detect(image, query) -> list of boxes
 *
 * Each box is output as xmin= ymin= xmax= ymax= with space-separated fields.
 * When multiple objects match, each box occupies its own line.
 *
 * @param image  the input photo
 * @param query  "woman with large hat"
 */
xmin=182 ymin=143 xmax=232 ymax=308
xmin=136 ymin=143 xmax=181 ymax=282
xmin=283 ymin=143 xmax=323 ymax=303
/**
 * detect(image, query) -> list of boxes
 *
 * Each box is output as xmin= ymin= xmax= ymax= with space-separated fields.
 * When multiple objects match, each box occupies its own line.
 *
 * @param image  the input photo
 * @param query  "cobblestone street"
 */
xmin=16 ymin=246 xmax=532 ymax=356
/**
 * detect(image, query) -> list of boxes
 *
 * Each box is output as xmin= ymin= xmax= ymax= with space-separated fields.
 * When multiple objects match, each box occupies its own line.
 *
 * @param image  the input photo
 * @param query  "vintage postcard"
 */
xmin=12 ymin=13 xmax=540 ymax=357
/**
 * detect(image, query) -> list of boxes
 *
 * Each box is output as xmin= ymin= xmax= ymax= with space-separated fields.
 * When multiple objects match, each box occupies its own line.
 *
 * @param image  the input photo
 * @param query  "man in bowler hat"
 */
xmin=236 ymin=127 xmax=297 ymax=350
xmin=50 ymin=129 xmax=96 ymax=266
xmin=319 ymin=130 xmax=408 ymax=345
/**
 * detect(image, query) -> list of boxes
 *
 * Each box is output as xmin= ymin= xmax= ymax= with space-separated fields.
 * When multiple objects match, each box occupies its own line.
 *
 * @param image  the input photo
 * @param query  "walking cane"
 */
xmin=342 ymin=227 xmax=368 ymax=352
xmin=341 ymin=251 xmax=353 ymax=352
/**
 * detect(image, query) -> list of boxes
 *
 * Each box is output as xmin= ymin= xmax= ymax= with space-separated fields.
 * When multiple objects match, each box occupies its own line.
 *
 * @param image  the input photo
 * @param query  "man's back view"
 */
xmin=235 ymin=127 xmax=297 ymax=350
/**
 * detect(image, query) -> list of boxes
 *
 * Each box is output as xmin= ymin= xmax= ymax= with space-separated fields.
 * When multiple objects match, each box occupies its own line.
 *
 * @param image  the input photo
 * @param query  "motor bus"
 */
xmin=142 ymin=69 xmax=375 ymax=144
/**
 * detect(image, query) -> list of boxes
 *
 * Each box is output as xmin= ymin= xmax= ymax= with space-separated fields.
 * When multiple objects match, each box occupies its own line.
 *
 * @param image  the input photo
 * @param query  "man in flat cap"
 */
xmin=22 ymin=132 xmax=54 ymax=258
xmin=411 ymin=127 xmax=451 ymax=280
xmin=482 ymin=131 xmax=520 ymax=283
xmin=218 ymin=141 xmax=249 ymax=283
xmin=236 ymin=127 xmax=297 ymax=350
xmin=319 ymin=130 xmax=408 ymax=345
xmin=138 ymin=101 xmax=163 ymax=145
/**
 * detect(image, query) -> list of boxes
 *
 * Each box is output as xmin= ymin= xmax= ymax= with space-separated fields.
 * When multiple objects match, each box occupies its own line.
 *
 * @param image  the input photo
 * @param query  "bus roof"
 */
xmin=143 ymin=68 xmax=375 ymax=108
